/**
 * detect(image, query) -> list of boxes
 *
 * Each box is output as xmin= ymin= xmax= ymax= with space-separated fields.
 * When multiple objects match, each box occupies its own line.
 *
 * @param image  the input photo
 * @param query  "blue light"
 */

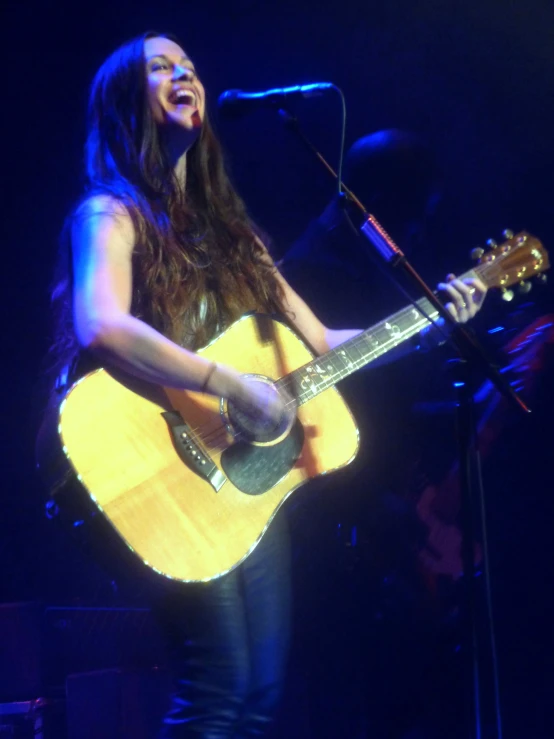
xmin=488 ymin=326 xmax=505 ymax=334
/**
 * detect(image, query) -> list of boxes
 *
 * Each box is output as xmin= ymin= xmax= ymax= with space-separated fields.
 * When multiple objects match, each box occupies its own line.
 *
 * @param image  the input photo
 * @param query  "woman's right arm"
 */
xmin=72 ymin=197 xmax=242 ymax=399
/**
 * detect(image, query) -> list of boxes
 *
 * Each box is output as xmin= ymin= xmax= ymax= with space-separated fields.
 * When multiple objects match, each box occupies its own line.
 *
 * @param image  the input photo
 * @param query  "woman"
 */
xmin=47 ymin=31 xmax=487 ymax=738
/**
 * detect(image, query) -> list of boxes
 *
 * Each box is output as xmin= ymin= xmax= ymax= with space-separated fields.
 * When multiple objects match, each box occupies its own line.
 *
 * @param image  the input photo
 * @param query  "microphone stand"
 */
xmin=278 ymin=108 xmax=530 ymax=739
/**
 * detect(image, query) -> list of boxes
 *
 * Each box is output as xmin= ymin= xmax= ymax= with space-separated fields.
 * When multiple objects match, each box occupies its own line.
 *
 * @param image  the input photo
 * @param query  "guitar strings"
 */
xmin=187 ymin=309 xmax=441 ymax=447
xmin=180 ymin=260 xmax=543 ymax=448
xmin=186 ymin=324 xmax=426 ymax=448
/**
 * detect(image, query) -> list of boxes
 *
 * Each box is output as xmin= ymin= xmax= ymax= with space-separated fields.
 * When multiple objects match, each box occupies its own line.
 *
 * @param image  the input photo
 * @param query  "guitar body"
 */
xmin=44 ymin=314 xmax=359 ymax=582
xmin=37 ymin=233 xmax=549 ymax=583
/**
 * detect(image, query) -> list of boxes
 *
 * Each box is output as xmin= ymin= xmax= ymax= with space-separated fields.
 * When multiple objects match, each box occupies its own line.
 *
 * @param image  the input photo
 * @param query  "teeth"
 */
xmin=173 ymin=89 xmax=195 ymax=105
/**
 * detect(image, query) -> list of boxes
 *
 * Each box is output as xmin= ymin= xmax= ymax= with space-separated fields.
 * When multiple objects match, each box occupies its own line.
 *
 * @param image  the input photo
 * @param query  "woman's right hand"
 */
xmin=230 ymin=375 xmax=288 ymax=427
xmin=205 ymin=363 xmax=293 ymax=437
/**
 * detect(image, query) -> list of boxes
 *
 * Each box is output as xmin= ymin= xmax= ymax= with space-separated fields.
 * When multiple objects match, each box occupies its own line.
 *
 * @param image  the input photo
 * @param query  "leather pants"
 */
xmin=154 ymin=512 xmax=291 ymax=738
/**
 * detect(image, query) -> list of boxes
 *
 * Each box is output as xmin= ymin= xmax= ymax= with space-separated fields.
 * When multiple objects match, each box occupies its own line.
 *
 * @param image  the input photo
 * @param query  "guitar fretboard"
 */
xmin=277 ymin=269 xmax=477 ymax=405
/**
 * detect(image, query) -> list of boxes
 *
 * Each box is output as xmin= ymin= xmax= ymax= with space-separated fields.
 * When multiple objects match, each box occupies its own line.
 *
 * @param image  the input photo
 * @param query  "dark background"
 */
xmin=2 ymin=0 xmax=554 ymax=737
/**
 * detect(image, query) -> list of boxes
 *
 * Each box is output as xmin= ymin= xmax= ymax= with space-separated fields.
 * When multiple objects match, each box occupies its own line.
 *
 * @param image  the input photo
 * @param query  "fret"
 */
xmin=344 ymin=333 xmax=368 ymax=370
xmin=329 ymin=345 xmax=356 ymax=378
xmin=279 ymin=285 xmax=453 ymax=406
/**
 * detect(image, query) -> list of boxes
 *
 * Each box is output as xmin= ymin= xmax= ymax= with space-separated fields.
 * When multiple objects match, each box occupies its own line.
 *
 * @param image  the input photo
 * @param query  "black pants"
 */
xmin=153 ymin=512 xmax=291 ymax=739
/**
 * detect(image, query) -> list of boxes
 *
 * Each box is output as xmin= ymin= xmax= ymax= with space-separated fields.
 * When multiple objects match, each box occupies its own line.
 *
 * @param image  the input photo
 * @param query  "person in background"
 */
xmin=281 ymin=129 xmax=469 ymax=739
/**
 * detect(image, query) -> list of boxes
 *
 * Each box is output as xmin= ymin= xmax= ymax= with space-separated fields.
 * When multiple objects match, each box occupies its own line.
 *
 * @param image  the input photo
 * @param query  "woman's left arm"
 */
xmin=274 ymin=266 xmax=488 ymax=357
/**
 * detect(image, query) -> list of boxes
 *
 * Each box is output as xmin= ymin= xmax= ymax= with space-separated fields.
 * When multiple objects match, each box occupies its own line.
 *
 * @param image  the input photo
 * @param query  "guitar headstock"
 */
xmin=471 ymin=230 xmax=549 ymax=300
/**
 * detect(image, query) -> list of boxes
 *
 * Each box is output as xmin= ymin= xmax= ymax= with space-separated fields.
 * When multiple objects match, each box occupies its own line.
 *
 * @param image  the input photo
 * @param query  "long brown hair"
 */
xmin=50 ymin=31 xmax=285 ymax=377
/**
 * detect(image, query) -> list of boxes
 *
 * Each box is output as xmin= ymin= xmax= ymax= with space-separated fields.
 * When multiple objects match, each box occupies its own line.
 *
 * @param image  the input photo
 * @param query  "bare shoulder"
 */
xmin=75 ymin=193 xmax=131 ymax=220
xmin=72 ymin=194 xmax=135 ymax=260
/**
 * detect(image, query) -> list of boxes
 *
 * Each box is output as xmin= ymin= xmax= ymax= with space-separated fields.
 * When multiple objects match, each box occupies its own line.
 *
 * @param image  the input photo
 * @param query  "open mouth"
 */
xmin=168 ymin=88 xmax=197 ymax=107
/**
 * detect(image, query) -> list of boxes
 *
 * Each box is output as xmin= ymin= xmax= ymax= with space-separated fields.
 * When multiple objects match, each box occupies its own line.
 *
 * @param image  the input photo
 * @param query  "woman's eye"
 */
xmin=152 ymin=62 xmax=169 ymax=72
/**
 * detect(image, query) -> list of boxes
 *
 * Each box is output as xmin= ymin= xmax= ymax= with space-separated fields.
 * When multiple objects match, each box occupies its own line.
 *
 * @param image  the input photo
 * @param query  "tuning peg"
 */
xmin=518 ymin=280 xmax=532 ymax=294
xmin=502 ymin=229 xmax=514 ymax=240
xmin=470 ymin=247 xmax=485 ymax=260
xmin=536 ymin=273 xmax=548 ymax=284
xmin=501 ymin=288 xmax=515 ymax=302
xmin=486 ymin=239 xmax=498 ymax=249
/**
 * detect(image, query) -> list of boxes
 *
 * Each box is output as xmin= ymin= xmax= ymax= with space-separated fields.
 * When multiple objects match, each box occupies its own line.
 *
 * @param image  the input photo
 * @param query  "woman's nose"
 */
xmin=173 ymin=65 xmax=194 ymax=81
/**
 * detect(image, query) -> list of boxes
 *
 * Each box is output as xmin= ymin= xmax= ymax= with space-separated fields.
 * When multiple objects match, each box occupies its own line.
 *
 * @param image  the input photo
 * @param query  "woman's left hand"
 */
xmin=437 ymin=274 xmax=488 ymax=323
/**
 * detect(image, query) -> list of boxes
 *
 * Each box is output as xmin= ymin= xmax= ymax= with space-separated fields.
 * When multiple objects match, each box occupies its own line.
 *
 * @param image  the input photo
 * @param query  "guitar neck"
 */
xmin=278 ymin=268 xmax=477 ymax=404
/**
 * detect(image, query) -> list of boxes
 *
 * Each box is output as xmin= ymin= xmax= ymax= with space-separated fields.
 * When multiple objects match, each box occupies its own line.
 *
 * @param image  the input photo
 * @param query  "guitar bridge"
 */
xmin=162 ymin=410 xmax=227 ymax=493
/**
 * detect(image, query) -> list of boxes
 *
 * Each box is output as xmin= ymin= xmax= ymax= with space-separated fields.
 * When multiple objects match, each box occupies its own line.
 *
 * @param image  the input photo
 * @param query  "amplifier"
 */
xmin=42 ymin=606 xmax=168 ymax=690
xmin=0 ymin=603 xmax=167 ymax=699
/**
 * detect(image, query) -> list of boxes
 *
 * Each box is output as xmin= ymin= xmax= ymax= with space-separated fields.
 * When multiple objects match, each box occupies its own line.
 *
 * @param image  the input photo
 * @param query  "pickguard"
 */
xmin=220 ymin=420 xmax=305 ymax=495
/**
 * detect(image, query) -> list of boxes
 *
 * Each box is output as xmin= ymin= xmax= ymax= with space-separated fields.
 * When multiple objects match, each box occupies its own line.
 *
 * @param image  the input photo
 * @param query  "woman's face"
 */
xmin=144 ymin=36 xmax=205 ymax=146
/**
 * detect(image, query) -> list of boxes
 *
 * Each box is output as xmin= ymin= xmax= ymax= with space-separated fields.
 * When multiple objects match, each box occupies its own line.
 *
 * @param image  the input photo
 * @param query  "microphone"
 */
xmin=217 ymin=82 xmax=334 ymax=118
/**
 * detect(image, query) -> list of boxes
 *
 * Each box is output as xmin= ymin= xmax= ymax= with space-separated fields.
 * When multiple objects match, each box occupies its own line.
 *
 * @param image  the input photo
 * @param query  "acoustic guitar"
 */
xmin=38 ymin=230 xmax=549 ymax=582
